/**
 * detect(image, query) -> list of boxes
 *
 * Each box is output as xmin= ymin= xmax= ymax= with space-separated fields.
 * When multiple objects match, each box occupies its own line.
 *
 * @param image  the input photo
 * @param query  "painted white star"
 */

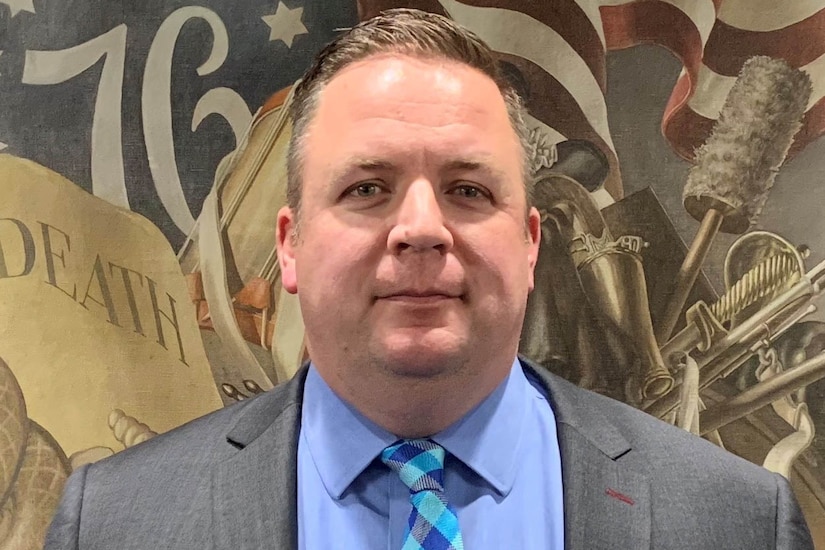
xmin=262 ymin=2 xmax=308 ymax=48
xmin=1 ymin=0 xmax=36 ymax=17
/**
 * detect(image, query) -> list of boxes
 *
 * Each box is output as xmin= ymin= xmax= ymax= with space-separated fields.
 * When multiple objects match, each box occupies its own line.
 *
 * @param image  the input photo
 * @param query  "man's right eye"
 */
xmin=348 ymin=183 xmax=382 ymax=197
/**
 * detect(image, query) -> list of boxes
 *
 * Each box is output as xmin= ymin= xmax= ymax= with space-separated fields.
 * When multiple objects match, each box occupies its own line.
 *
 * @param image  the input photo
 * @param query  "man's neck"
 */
xmin=316 ymin=357 xmax=515 ymax=438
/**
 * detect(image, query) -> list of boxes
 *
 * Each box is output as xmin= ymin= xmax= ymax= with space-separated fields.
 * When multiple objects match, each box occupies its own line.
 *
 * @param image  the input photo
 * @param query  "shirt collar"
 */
xmin=431 ymin=358 xmax=530 ymax=496
xmin=301 ymin=364 xmax=397 ymax=500
xmin=301 ymin=358 xmax=531 ymax=500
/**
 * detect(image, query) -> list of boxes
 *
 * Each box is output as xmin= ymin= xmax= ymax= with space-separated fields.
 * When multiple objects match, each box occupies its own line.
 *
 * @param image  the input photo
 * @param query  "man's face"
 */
xmin=277 ymin=54 xmax=540 ymax=385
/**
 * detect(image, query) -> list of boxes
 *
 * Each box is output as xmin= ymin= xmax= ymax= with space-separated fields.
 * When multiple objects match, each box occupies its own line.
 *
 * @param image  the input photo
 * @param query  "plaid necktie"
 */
xmin=381 ymin=439 xmax=465 ymax=550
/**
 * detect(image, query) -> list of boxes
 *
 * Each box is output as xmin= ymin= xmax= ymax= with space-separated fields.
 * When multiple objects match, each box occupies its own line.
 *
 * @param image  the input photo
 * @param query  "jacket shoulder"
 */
xmin=51 ymin=379 xmax=301 ymax=549
xmin=526 ymin=360 xmax=776 ymax=482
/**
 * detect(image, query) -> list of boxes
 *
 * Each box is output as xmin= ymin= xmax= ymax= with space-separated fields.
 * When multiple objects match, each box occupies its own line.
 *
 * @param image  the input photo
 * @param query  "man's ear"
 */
xmin=526 ymin=206 xmax=541 ymax=292
xmin=276 ymin=206 xmax=299 ymax=294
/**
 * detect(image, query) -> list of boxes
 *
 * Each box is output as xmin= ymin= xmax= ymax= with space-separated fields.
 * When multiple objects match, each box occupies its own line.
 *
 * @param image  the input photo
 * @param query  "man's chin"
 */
xmin=371 ymin=333 xmax=468 ymax=378
xmin=382 ymin=358 xmax=457 ymax=379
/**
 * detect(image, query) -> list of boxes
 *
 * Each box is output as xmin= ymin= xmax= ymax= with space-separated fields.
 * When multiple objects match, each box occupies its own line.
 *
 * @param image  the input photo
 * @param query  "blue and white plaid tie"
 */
xmin=381 ymin=439 xmax=465 ymax=550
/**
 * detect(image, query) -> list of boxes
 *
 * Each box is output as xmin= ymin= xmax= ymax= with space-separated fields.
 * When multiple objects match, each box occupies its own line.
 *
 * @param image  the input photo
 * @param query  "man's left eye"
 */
xmin=450 ymin=185 xmax=487 ymax=199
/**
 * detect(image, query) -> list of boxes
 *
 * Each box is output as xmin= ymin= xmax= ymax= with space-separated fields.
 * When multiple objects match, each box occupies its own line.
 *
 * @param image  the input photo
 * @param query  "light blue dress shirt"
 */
xmin=297 ymin=359 xmax=564 ymax=549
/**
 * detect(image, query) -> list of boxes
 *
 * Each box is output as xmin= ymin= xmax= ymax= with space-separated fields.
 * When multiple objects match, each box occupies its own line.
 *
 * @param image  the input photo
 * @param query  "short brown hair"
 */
xmin=286 ymin=8 xmax=533 ymax=218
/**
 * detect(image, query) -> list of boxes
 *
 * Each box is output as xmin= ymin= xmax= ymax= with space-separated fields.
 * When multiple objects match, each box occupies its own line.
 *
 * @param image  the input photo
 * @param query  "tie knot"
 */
xmin=381 ymin=439 xmax=446 ymax=493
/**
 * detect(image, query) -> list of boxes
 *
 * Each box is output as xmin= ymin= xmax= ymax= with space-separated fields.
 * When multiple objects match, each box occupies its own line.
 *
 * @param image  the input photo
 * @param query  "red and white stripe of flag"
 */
xmin=663 ymin=0 xmax=825 ymax=161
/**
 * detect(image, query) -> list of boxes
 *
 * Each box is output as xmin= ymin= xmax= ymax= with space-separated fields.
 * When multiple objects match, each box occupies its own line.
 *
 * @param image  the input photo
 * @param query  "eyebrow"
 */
xmin=440 ymin=159 xmax=507 ymax=182
xmin=442 ymin=159 xmax=483 ymax=172
xmin=328 ymin=156 xmax=506 ymax=185
xmin=328 ymin=158 xmax=399 ymax=186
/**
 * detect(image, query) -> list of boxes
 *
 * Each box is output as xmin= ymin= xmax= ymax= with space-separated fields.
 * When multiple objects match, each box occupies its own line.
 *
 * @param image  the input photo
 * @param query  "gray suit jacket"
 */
xmin=45 ymin=360 xmax=813 ymax=549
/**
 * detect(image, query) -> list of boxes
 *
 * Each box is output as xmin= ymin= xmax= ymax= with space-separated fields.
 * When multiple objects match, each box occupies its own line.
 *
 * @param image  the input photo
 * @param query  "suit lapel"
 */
xmin=524 ymin=360 xmax=651 ymax=550
xmin=558 ymin=423 xmax=650 ymax=550
xmin=211 ymin=368 xmax=308 ymax=550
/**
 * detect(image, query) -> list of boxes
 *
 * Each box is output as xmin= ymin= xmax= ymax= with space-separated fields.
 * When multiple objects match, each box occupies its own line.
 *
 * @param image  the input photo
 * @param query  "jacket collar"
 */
xmin=525 ymin=359 xmax=651 ymax=550
xmin=212 ymin=366 xmax=307 ymax=550
xmin=213 ymin=359 xmax=650 ymax=550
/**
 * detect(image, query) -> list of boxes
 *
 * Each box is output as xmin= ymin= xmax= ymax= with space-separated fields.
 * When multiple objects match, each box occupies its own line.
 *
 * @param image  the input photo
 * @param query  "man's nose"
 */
xmin=387 ymin=179 xmax=454 ymax=254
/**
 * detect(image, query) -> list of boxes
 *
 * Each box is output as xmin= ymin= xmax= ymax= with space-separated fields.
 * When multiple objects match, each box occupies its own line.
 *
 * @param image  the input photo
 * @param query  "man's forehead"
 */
xmin=318 ymin=53 xmax=502 ymax=110
xmin=309 ymin=57 xmax=509 ymax=136
xmin=300 ymin=51 xmax=524 ymax=189
xmin=329 ymin=52 xmax=473 ymax=84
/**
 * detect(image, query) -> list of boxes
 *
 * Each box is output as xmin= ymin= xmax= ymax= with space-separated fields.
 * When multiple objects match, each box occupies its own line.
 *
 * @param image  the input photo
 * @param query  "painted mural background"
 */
xmin=2 ymin=0 xmax=825 ymax=547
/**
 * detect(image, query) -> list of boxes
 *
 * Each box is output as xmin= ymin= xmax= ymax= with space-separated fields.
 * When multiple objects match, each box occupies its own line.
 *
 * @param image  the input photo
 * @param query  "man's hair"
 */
xmin=285 ymin=8 xmax=534 ymax=218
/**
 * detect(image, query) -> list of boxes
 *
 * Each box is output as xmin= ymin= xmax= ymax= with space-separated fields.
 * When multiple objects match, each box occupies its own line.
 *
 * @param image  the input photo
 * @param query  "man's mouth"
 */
xmin=376 ymin=289 xmax=464 ymax=303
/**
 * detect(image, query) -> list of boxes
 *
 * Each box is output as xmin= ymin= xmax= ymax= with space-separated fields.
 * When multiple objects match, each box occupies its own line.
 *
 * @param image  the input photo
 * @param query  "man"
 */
xmin=46 ymin=8 xmax=813 ymax=549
